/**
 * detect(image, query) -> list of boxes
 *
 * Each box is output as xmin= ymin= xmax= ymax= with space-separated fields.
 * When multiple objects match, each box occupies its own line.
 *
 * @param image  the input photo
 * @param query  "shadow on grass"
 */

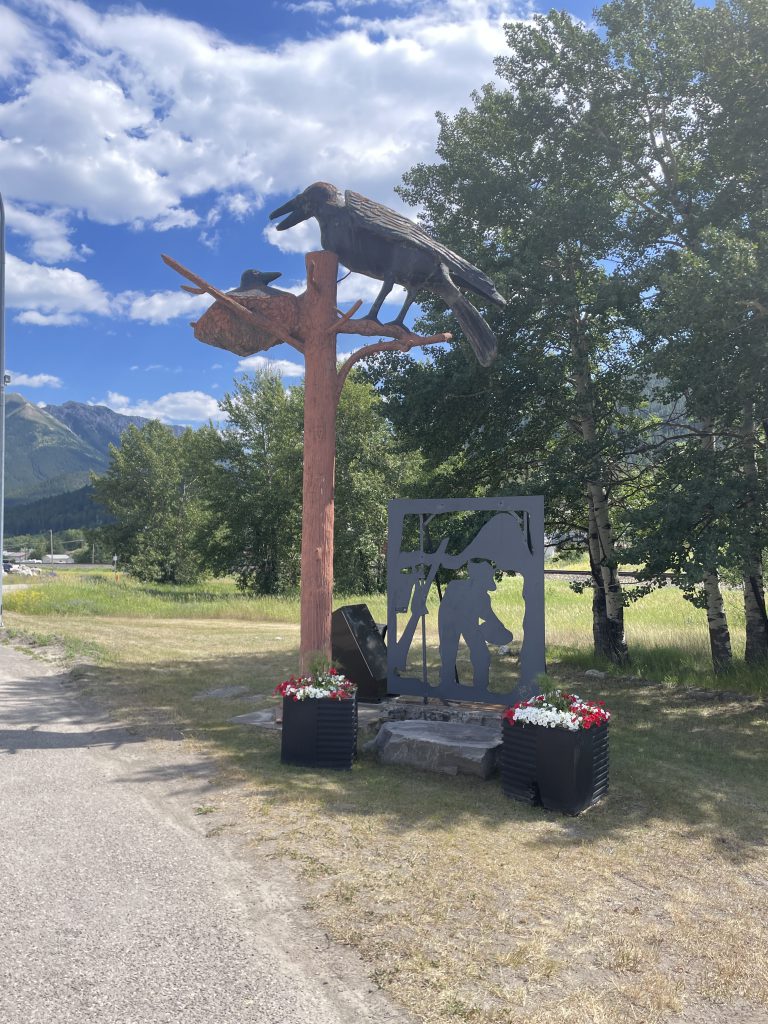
xmin=68 ymin=646 xmax=768 ymax=860
xmin=556 ymin=643 xmax=768 ymax=697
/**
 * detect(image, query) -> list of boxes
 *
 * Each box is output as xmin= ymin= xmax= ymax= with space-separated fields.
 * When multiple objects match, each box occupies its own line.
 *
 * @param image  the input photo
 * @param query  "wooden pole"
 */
xmin=298 ymin=251 xmax=340 ymax=672
xmin=162 ymin=251 xmax=451 ymax=675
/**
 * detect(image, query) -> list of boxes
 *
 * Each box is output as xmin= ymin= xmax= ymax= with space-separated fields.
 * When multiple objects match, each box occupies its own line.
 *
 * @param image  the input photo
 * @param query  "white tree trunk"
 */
xmin=741 ymin=404 xmax=768 ymax=663
xmin=587 ymin=492 xmax=611 ymax=658
xmin=699 ymin=424 xmax=732 ymax=673
xmin=703 ymin=570 xmax=732 ymax=673
xmin=572 ymin=322 xmax=628 ymax=665
xmin=587 ymin=478 xmax=629 ymax=663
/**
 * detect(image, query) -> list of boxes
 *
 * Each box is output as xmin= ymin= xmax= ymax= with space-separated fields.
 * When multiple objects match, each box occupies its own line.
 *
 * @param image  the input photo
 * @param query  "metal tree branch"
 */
xmin=335 ymin=330 xmax=451 ymax=395
xmin=329 ymin=300 xmax=363 ymax=330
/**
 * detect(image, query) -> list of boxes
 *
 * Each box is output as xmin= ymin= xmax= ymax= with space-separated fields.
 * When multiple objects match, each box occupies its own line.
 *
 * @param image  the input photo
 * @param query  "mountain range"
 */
xmin=4 ymin=393 xmax=183 ymax=535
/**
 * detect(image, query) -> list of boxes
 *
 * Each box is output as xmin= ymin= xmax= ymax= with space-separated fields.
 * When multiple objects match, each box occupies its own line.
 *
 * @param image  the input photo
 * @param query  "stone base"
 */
xmin=365 ymin=720 xmax=502 ymax=779
xmin=194 ymin=685 xmax=249 ymax=701
xmin=230 ymin=709 xmax=280 ymax=730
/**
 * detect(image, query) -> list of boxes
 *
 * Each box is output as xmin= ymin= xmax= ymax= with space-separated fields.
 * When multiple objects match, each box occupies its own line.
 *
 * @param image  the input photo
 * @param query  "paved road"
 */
xmin=0 ymin=644 xmax=410 ymax=1024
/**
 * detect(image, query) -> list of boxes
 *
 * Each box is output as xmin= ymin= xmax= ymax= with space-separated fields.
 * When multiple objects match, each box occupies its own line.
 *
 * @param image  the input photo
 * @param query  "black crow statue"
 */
xmin=269 ymin=182 xmax=505 ymax=366
xmin=229 ymin=269 xmax=283 ymax=296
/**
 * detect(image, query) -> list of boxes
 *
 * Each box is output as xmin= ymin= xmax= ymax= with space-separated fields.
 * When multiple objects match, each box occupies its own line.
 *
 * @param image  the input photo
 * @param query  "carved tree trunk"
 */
xmin=164 ymin=249 xmax=453 ymax=678
xmin=741 ymin=404 xmax=768 ymax=663
xmin=298 ymin=251 xmax=340 ymax=672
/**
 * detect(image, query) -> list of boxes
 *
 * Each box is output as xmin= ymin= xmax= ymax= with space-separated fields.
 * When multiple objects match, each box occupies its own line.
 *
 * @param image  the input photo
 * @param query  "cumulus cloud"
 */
xmin=100 ymin=389 xmax=220 ymax=423
xmin=0 ymin=0 xmax=522 ymax=330
xmin=9 ymin=370 xmax=63 ymax=388
xmin=4 ymin=201 xmax=89 ymax=263
xmin=208 ymin=192 xmax=264 ymax=228
xmin=273 ymin=270 xmax=410 ymax=313
xmin=5 ymin=253 xmax=111 ymax=324
xmin=2 ymin=252 xmax=217 ymax=326
xmin=116 ymin=289 xmax=211 ymax=325
xmin=286 ymin=1 xmax=335 ymax=13
xmin=16 ymin=310 xmax=85 ymax=326
xmin=263 ymin=220 xmax=322 ymax=255
xmin=1 ymin=0 xmax=519 ymax=245
xmin=0 ymin=6 xmax=46 ymax=78
xmin=235 ymin=354 xmax=306 ymax=378
xmin=336 ymin=272 xmax=408 ymax=309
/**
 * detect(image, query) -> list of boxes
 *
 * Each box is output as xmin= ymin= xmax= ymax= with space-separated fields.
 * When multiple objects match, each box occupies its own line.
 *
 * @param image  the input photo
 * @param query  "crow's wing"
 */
xmin=345 ymin=191 xmax=505 ymax=306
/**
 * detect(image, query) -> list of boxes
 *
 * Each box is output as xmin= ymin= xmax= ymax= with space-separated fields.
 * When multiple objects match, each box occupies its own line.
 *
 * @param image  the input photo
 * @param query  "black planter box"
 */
xmin=500 ymin=720 xmax=609 ymax=815
xmin=280 ymin=696 xmax=357 ymax=770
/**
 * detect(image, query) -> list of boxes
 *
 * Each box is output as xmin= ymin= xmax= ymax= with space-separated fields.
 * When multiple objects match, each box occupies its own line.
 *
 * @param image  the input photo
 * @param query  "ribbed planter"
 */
xmin=500 ymin=720 xmax=609 ymax=815
xmin=280 ymin=696 xmax=357 ymax=770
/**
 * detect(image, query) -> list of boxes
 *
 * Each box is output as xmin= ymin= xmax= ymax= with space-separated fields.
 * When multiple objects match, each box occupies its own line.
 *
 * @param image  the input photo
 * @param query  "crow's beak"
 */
xmin=262 ymin=271 xmax=282 ymax=284
xmin=269 ymin=195 xmax=309 ymax=231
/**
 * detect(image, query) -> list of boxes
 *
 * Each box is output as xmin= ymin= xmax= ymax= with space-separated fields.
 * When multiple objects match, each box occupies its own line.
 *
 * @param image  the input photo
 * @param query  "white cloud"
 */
xmin=1 ymin=0 xmax=519 ymax=246
xmin=116 ymin=289 xmax=211 ymax=325
xmin=9 ymin=370 xmax=63 ymax=388
xmin=0 ymin=0 xmax=521 ymax=330
xmin=146 ymin=208 xmax=200 ymax=232
xmin=287 ymin=1 xmax=335 ymax=13
xmin=269 ymin=270 xmax=410 ymax=314
xmin=236 ymin=354 xmax=306 ymax=378
xmin=100 ymin=389 xmax=220 ymax=423
xmin=5 ymin=252 xmax=111 ymax=324
xmin=2 ymin=230 xmax=416 ymax=331
xmin=16 ymin=310 xmax=85 ymax=326
xmin=3 ymin=252 xmax=214 ymax=326
xmin=0 ymin=7 xmax=46 ymax=78
xmin=337 ymin=272 xmax=408 ymax=309
xmin=209 ymin=192 xmax=264 ymax=226
xmin=4 ymin=201 xmax=87 ymax=263
xmin=263 ymin=220 xmax=322 ymax=255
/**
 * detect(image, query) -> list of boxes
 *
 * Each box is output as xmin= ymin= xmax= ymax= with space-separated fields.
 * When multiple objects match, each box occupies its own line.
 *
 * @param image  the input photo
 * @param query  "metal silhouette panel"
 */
xmin=387 ymin=497 xmax=545 ymax=704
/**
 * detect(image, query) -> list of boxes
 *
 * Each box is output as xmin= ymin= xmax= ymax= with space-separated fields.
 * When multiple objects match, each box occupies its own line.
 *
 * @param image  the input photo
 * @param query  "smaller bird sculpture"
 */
xmin=229 ymin=269 xmax=283 ymax=295
xmin=269 ymin=182 xmax=505 ymax=366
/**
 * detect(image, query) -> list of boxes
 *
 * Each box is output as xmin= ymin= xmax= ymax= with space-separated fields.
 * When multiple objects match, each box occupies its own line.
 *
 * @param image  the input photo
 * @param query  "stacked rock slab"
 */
xmin=366 ymin=721 xmax=502 ymax=779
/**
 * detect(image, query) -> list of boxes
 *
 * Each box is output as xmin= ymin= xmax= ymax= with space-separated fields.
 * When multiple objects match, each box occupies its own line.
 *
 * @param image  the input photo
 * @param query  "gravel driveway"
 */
xmin=0 ymin=643 xmax=411 ymax=1024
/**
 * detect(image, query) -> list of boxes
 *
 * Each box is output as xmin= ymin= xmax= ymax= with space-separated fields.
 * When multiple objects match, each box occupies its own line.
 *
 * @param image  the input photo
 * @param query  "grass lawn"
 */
xmin=3 ymin=572 xmax=768 ymax=1023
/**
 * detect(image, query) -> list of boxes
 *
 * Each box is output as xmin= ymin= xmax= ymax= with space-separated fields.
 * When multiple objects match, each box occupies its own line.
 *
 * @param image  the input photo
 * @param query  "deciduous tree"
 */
xmin=92 ymin=420 xmax=220 ymax=584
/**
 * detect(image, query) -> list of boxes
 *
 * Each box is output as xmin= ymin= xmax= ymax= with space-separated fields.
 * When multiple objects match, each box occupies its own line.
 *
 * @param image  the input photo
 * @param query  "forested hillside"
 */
xmin=5 ymin=392 xmax=182 ymax=530
xmin=4 ymin=486 xmax=111 ymax=536
xmin=5 ymin=393 xmax=106 ymax=501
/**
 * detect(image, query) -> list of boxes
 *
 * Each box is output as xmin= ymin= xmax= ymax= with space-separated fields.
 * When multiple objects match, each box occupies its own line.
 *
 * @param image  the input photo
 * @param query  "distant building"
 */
xmin=41 ymin=554 xmax=75 ymax=564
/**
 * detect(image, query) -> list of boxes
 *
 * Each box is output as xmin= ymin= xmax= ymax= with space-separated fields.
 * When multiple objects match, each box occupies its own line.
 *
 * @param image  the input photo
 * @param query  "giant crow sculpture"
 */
xmin=269 ymin=181 xmax=505 ymax=366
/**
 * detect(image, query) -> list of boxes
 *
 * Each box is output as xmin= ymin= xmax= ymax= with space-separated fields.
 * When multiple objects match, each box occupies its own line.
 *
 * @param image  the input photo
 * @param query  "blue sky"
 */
xmin=1 ymin=0 xmax=597 ymax=424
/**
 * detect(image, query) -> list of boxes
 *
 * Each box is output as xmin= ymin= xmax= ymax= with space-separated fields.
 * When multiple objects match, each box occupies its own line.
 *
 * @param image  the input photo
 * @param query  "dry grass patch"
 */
xmin=4 ymin=606 xmax=768 ymax=1024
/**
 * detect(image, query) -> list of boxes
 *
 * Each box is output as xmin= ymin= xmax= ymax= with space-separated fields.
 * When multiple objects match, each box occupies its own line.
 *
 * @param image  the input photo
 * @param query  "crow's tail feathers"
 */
xmin=449 ymin=292 xmax=498 ymax=367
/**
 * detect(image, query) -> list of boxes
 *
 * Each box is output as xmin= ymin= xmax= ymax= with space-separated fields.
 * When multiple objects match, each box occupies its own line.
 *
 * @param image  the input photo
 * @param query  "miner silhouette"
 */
xmin=437 ymin=560 xmax=514 ymax=692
